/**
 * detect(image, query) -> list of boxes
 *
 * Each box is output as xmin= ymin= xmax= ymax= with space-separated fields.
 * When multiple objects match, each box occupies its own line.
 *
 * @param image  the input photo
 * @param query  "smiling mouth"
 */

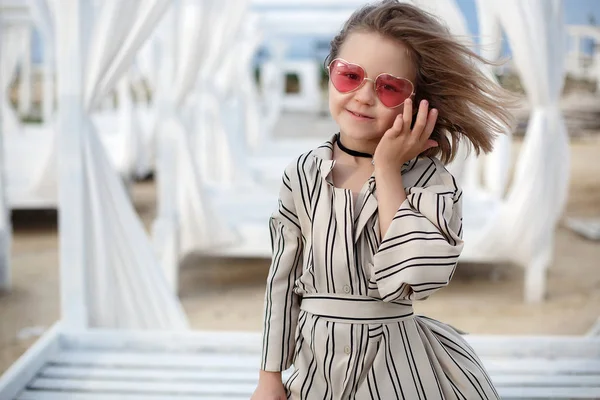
xmin=347 ymin=109 xmax=373 ymax=119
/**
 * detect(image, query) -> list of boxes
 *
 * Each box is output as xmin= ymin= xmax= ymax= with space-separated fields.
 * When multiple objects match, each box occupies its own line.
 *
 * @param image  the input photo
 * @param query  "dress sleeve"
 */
xmin=373 ymin=172 xmax=464 ymax=302
xmin=260 ymin=166 xmax=304 ymax=372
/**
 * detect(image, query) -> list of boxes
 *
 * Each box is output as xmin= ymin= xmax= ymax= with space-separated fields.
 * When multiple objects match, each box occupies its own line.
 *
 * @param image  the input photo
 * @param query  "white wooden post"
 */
xmin=573 ymin=33 xmax=582 ymax=63
xmin=55 ymin=0 xmax=88 ymax=329
xmin=255 ymin=40 xmax=286 ymax=150
xmin=0 ymin=18 xmax=12 ymax=291
xmin=42 ymin=41 xmax=54 ymax=123
xmin=118 ymin=74 xmax=135 ymax=180
xmin=152 ymin=4 xmax=180 ymax=293
xmin=18 ymin=25 xmax=32 ymax=117
xmin=0 ymin=122 xmax=11 ymax=292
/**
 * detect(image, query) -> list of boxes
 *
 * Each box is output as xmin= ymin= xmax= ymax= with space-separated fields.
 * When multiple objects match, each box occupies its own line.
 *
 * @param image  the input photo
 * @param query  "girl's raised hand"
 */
xmin=374 ymin=99 xmax=438 ymax=170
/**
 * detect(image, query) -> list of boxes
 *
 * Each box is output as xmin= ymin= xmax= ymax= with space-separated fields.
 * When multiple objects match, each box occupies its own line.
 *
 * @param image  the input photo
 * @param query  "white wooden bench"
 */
xmin=2 ymin=321 xmax=599 ymax=399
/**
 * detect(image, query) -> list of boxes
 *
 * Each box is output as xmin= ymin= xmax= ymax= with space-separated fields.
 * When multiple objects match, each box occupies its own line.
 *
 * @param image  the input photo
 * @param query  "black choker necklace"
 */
xmin=336 ymin=133 xmax=373 ymax=158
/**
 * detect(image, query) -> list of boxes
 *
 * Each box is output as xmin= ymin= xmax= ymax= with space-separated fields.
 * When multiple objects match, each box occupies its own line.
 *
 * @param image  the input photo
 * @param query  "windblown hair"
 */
xmin=325 ymin=0 xmax=516 ymax=163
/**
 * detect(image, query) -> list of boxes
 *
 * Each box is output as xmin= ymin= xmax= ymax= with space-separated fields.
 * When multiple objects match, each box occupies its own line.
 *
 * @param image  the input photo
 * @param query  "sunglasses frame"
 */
xmin=327 ymin=58 xmax=415 ymax=109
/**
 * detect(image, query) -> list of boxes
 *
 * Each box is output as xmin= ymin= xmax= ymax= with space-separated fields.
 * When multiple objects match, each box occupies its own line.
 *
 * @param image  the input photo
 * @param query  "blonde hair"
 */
xmin=325 ymin=0 xmax=516 ymax=163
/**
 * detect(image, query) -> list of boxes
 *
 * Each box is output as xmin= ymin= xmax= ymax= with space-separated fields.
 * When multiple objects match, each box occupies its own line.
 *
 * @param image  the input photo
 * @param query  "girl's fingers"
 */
xmin=387 ymin=114 xmax=403 ymax=138
xmin=412 ymin=100 xmax=429 ymax=137
xmin=402 ymin=98 xmax=413 ymax=131
xmin=420 ymin=108 xmax=438 ymax=142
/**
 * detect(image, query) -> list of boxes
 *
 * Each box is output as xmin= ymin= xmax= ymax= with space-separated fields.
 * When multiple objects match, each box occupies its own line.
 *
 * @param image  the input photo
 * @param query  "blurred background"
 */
xmin=0 ymin=0 xmax=599 ymax=376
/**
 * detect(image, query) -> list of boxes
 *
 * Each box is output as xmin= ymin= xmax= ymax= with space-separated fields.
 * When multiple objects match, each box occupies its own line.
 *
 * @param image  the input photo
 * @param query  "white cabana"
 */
xmin=51 ymin=0 xmax=187 ymax=329
xmin=150 ymin=0 xmax=252 ymax=292
xmin=0 ymin=2 xmax=144 ymax=211
xmin=480 ymin=0 xmax=569 ymax=302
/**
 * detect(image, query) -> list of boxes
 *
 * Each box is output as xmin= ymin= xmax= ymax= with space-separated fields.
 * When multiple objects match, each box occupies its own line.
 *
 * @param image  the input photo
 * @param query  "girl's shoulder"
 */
xmin=281 ymin=136 xmax=337 ymax=186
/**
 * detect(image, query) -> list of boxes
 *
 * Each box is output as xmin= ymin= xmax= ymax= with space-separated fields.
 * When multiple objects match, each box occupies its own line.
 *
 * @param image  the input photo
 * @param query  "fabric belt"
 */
xmin=300 ymin=293 xmax=414 ymax=324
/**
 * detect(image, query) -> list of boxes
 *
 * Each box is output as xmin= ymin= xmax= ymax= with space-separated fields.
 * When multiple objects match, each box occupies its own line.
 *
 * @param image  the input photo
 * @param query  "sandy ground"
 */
xmin=1 ymin=118 xmax=599 ymax=376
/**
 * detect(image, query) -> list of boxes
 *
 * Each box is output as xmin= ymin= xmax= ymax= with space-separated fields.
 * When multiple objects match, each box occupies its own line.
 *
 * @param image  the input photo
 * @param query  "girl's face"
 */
xmin=328 ymin=31 xmax=417 ymax=142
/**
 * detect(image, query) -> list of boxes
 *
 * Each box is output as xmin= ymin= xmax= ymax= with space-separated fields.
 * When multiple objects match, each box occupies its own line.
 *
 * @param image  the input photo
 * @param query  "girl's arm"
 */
xmin=373 ymin=100 xmax=462 ymax=301
xmin=260 ymin=162 xmax=304 ymax=373
xmin=375 ymin=165 xmax=407 ymax=237
xmin=374 ymin=158 xmax=463 ymax=302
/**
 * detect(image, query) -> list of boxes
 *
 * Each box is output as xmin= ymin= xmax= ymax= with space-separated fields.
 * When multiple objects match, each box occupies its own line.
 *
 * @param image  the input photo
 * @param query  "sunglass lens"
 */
xmin=329 ymin=60 xmax=365 ymax=93
xmin=375 ymin=74 xmax=413 ymax=108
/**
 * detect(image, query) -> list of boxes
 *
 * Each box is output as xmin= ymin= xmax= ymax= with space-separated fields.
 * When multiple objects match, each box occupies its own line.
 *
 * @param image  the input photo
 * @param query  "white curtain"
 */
xmin=484 ymin=0 xmax=568 ymax=301
xmin=152 ymin=0 xmax=248 ymax=292
xmin=474 ymin=0 xmax=512 ymax=197
xmin=498 ymin=0 xmax=569 ymax=251
xmin=0 ymin=24 xmax=25 ymax=135
xmin=190 ymin=0 xmax=250 ymax=186
xmin=55 ymin=0 xmax=188 ymax=330
xmin=17 ymin=26 xmax=32 ymax=117
xmin=209 ymin=14 xmax=263 ymax=181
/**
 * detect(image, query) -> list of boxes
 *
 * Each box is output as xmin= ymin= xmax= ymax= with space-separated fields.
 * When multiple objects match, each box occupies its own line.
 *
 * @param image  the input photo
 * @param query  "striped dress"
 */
xmin=261 ymin=134 xmax=499 ymax=399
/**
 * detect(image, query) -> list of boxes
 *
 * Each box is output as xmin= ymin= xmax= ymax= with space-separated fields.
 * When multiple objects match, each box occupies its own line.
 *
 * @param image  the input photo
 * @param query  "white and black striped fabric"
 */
xmin=261 ymin=134 xmax=499 ymax=399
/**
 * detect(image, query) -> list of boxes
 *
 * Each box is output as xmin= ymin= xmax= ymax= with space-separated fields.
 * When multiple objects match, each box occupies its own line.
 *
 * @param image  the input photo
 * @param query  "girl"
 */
xmin=252 ymin=1 xmax=514 ymax=399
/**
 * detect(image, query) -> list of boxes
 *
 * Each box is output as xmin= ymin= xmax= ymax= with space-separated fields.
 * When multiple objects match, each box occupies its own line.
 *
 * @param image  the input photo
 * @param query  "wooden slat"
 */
xmin=40 ymin=364 xmax=294 ymax=382
xmin=7 ymin=328 xmax=600 ymax=400
xmin=61 ymin=329 xmax=263 ymax=353
xmin=0 ymin=323 xmax=62 ymax=400
xmin=492 ymin=374 xmax=600 ymax=386
xmin=465 ymin=335 xmax=600 ymax=358
xmin=27 ymin=377 xmax=256 ymax=396
xmin=49 ymin=352 xmax=600 ymax=376
xmin=63 ymin=329 xmax=600 ymax=358
xmin=49 ymin=351 xmax=259 ymax=369
xmin=17 ymin=387 xmax=600 ymax=400
xmin=17 ymin=391 xmax=247 ymax=400
xmin=40 ymin=365 xmax=258 ymax=382
xmin=499 ymin=386 xmax=600 ymax=398
xmin=481 ymin=358 xmax=600 ymax=374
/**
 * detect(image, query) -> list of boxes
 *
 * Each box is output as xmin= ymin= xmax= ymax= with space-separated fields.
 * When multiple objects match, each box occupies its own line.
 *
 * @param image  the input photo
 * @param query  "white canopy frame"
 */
xmin=0 ymin=15 xmax=12 ymax=291
xmin=54 ymin=0 xmax=187 ymax=330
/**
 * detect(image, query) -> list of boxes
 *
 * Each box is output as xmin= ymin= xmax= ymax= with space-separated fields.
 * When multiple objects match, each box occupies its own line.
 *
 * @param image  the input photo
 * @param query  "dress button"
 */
xmin=344 ymin=345 xmax=351 ymax=355
xmin=343 ymin=285 xmax=351 ymax=294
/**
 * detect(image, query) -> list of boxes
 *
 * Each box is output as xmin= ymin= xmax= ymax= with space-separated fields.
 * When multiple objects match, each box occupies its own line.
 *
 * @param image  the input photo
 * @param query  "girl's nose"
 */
xmin=353 ymin=79 xmax=377 ymax=106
